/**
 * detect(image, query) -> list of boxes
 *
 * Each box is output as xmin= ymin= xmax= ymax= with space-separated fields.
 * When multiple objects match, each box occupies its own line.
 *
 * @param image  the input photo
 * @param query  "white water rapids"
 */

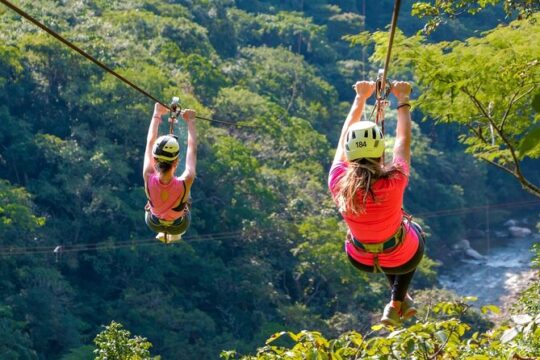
xmin=439 ymin=235 xmax=538 ymax=307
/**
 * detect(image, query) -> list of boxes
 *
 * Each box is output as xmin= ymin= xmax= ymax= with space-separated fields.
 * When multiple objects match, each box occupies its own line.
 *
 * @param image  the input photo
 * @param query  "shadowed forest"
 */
xmin=0 ymin=0 xmax=539 ymax=359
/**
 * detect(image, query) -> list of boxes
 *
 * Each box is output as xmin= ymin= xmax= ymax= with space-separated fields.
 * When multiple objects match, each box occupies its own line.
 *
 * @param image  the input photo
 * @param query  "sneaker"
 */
xmin=381 ymin=304 xmax=401 ymax=326
xmin=165 ymin=233 xmax=182 ymax=243
xmin=155 ymin=232 xmax=167 ymax=243
xmin=401 ymin=297 xmax=417 ymax=321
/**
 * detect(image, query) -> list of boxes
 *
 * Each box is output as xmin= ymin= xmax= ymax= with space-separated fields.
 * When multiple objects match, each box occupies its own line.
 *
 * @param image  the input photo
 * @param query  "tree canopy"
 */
xmin=0 ymin=0 xmax=538 ymax=359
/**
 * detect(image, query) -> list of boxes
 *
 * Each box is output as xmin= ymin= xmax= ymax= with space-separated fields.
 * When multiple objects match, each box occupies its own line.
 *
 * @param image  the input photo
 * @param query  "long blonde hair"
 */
xmin=335 ymin=158 xmax=400 ymax=215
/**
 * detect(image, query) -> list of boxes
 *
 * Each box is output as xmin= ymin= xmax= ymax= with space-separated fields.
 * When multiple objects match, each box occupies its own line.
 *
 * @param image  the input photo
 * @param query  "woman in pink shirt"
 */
xmin=328 ymin=80 xmax=425 ymax=326
xmin=143 ymin=103 xmax=197 ymax=243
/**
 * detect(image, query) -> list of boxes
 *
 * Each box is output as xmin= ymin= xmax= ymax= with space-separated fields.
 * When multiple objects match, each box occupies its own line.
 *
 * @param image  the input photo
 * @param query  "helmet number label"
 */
xmin=355 ymin=141 xmax=367 ymax=147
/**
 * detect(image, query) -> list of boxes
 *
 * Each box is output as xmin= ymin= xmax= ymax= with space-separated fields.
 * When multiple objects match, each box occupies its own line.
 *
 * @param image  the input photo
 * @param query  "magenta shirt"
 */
xmin=328 ymin=157 xmax=419 ymax=268
xmin=146 ymin=174 xmax=187 ymax=221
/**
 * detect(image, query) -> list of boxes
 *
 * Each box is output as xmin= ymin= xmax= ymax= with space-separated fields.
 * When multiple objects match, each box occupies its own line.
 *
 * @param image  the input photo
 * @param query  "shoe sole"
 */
xmin=381 ymin=318 xmax=401 ymax=327
xmin=401 ymin=308 xmax=417 ymax=321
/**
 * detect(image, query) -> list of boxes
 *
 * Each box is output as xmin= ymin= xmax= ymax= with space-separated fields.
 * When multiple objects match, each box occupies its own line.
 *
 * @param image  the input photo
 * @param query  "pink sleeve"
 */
xmin=328 ymin=161 xmax=347 ymax=195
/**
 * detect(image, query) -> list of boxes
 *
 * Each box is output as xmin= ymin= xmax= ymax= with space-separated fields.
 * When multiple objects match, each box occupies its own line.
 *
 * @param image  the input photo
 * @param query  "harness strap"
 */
xmin=350 ymin=223 xmax=405 ymax=254
xmin=350 ymin=219 xmax=408 ymax=273
xmin=171 ymin=180 xmax=188 ymax=211
xmin=372 ymin=255 xmax=384 ymax=273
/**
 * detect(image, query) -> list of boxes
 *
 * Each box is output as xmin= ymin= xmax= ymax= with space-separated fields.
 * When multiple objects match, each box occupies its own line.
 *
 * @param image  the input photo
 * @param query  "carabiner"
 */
xmin=169 ymin=96 xmax=182 ymax=123
xmin=376 ymin=69 xmax=391 ymax=100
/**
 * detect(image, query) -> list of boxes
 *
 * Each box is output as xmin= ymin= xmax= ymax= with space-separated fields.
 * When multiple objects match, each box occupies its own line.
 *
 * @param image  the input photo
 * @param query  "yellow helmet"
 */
xmin=345 ymin=121 xmax=385 ymax=161
xmin=152 ymin=135 xmax=180 ymax=162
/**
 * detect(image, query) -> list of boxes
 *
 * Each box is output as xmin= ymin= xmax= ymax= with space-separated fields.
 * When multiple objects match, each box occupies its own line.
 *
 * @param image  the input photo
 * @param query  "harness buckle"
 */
xmin=362 ymin=242 xmax=385 ymax=254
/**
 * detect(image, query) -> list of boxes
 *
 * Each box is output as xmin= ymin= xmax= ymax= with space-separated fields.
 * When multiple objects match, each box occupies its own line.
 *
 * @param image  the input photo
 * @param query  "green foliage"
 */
xmin=226 ymin=300 xmax=540 ymax=359
xmin=0 ymin=305 xmax=36 ymax=360
xmin=94 ymin=321 xmax=157 ymax=360
xmin=0 ymin=1 xmax=538 ymax=359
xmin=60 ymin=345 xmax=94 ymax=360
xmin=514 ymin=242 xmax=540 ymax=315
xmin=0 ymin=179 xmax=44 ymax=241
xmin=363 ymin=15 xmax=540 ymax=197
xmin=412 ymin=0 xmax=539 ymax=34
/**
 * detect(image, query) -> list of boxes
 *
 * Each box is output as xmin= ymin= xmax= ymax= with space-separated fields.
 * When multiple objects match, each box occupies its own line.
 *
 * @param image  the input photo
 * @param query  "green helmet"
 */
xmin=152 ymin=135 xmax=180 ymax=162
xmin=345 ymin=121 xmax=385 ymax=161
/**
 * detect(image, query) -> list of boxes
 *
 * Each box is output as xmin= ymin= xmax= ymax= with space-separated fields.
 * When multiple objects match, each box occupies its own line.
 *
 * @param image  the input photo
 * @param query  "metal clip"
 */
xmin=169 ymin=96 xmax=181 ymax=124
xmin=376 ymin=68 xmax=392 ymax=100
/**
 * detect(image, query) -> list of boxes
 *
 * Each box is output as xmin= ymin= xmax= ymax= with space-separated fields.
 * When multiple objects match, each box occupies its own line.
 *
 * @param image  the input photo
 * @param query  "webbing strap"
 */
xmin=373 ymin=255 xmax=384 ymax=273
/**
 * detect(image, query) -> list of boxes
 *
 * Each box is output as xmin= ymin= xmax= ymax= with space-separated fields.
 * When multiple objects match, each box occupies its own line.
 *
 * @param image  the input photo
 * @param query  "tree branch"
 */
xmin=479 ymin=156 xmax=540 ymax=197
xmin=461 ymin=87 xmax=526 ymax=186
xmin=500 ymin=83 xmax=535 ymax=131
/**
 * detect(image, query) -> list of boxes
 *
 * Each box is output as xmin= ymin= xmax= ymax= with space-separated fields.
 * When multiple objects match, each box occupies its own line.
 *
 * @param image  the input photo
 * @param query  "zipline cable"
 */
xmin=1 ymin=230 xmax=244 ymax=252
xmin=364 ymin=0 xmax=402 ymax=149
xmin=380 ymin=0 xmax=402 ymax=98
xmin=1 ymin=199 xmax=538 ymax=257
xmin=0 ymin=231 xmax=245 ymax=256
xmin=0 ymin=0 xmax=246 ymax=128
xmin=376 ymin=0 xmax=402 ymax=143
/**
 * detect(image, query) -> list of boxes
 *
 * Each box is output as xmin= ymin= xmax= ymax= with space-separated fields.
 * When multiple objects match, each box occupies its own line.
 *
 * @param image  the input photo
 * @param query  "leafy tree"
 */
xmin=224 ymin=298 xmax=540 ymax=359
xmin=364 ymin=16 xmax=540 ymax=197
xmin=0 ymin=305 xmax=37 ymax=360
xmin=1 ymin=1 xmax=538 ymax=359
xmin=413 ymin=0 xmax=540 ymax=34
xmin=94 ymin=321 xmax=157 ymax=360
xmin=0 ymin=179 xmax=44 ymax=242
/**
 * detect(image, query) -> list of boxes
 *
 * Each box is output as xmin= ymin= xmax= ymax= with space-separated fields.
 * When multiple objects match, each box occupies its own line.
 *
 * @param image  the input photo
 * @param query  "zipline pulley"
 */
xmin=374 ymin=68 xmax=391 ymax=142
xmin=168 ymin=96 xmax=181 ymax=134
xmin=376 ymin=69 xmax=392 ymax=102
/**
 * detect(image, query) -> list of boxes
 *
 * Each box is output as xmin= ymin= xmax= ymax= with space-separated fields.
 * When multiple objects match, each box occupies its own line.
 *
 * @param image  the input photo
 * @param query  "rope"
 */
xmin=0 ymin=0 xmax=246 ymax=128
xmin=1 ymin=199 xmax=538 ymax=257
xmin=364 ymin=0 xmax=402 ymax=129
xmin=380 ymin=0 xmax=402 ymax=98
xmin=367 ymin=0 xmax=401 ymax=163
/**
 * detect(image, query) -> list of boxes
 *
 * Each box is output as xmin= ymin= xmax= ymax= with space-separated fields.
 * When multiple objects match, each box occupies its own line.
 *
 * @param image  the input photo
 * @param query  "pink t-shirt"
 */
xmin=145 ymin=174 xmax=187 ymax=221
xmin=328 ymin=157 xmax=419 ymax=268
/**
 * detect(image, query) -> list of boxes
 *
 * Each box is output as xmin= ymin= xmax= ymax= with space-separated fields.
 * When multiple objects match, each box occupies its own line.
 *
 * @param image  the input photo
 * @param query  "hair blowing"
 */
xmin=335 ymin=158 xmax=400 ymax=215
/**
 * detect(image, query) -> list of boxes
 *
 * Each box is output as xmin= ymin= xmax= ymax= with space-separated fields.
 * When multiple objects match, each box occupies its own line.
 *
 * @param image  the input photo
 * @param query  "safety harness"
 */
xmin=350 ymin=210 xmax=415 ymax=273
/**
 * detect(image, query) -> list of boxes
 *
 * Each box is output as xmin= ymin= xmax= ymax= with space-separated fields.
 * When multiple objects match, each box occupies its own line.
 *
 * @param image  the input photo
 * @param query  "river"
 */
xmin=438 ymin=235 xmax=538 ymax=307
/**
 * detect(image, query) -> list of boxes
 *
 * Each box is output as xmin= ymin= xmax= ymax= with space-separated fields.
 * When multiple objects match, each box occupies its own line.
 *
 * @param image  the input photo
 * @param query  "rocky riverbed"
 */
xmin=439 ymin=234 xmax=538 ymax=308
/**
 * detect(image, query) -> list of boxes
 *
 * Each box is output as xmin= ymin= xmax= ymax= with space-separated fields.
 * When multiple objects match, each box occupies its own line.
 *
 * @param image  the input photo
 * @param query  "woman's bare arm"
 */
xmin=180 ymin=109 xmax=197 ymax=189
xmin=391 ymin=81 xmax=412 ymax=164
xmin=143 ymin=103 xmax=168 ymax=180
xmin=333 ymin=81 xmax=375 ymax=164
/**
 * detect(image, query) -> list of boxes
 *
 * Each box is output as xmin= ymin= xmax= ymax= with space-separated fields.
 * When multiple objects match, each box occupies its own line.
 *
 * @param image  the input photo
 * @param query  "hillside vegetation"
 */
xmin=0 ymin=0 xmax=538 ymax=359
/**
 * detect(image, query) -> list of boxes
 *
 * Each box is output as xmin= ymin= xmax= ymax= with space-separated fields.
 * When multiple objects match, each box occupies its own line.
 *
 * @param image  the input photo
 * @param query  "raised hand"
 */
xmin=354 ymin=81 xmax=376 ymax=99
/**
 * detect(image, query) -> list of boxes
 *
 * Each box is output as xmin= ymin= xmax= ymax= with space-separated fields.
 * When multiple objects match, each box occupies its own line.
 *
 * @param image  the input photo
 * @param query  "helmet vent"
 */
xmin=364 ymin=130 xmax=368 ymax=138
xmin=351 ymin=131 xmax=356 ymax=139
xmin=372 ymin=128 xmax=377 ymax=139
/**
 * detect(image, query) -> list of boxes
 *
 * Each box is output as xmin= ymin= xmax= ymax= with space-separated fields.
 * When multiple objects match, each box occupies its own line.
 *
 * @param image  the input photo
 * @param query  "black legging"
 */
xmin=347 ymin=226 xmax=425 ymax=301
